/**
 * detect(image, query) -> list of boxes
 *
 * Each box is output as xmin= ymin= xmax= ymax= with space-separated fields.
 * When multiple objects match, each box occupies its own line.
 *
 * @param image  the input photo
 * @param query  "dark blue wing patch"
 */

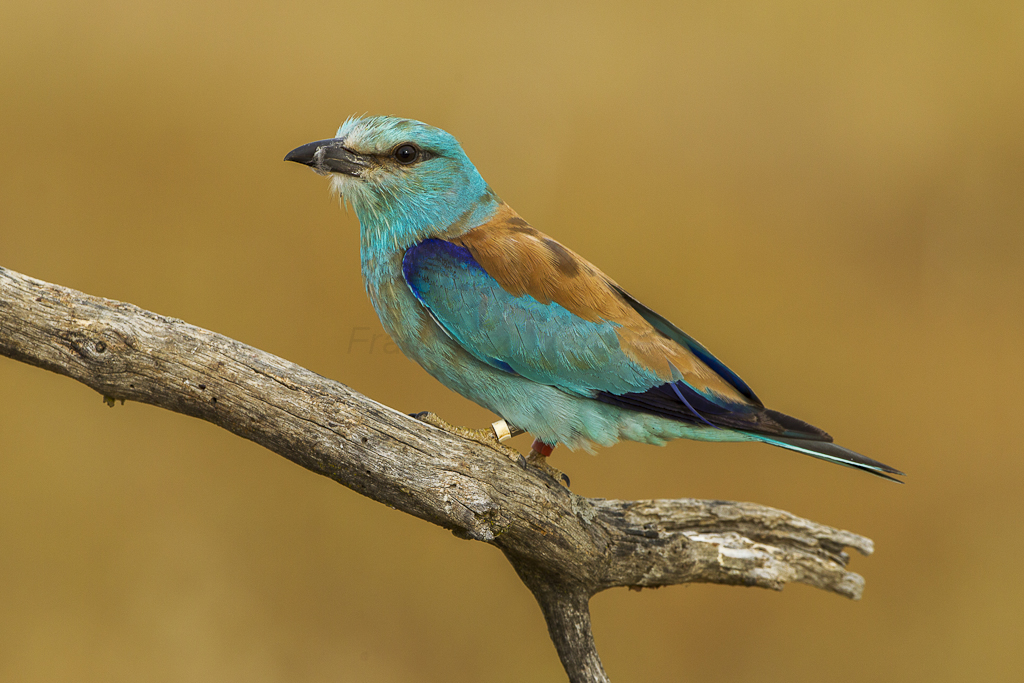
xmin=403 ymin=238 xmax=486 ymax=285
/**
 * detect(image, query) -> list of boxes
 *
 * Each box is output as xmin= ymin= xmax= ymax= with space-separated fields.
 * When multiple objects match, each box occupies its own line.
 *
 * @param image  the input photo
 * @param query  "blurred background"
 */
xmin=2 ymin=1 xmax=1022 ymax=681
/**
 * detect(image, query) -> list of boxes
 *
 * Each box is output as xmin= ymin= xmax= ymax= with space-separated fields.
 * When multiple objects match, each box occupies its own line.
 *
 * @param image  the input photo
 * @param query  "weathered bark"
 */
xmin=0 ymin=266 xmax=874 ymax=682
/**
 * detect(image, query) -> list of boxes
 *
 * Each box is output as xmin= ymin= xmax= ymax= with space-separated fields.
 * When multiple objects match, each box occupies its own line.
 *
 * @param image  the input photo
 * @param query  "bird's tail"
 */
xmin=752 ymin=434 xmax=906 ymax=483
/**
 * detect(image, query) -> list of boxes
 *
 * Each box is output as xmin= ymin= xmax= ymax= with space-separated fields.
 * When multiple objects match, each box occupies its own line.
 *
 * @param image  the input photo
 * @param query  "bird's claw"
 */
xmin=526 ymin=449 xmax=571 ymax=489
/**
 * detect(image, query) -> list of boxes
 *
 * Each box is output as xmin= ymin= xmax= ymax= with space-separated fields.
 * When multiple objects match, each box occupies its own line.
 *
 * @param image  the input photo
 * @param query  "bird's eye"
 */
xmin=394 ymin=144 xmax=418 ymax=164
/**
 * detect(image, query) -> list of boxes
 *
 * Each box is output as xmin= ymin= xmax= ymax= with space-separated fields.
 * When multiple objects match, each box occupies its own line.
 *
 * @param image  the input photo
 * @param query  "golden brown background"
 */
xmin=2 ymin=1 xmax=1022 ymax=681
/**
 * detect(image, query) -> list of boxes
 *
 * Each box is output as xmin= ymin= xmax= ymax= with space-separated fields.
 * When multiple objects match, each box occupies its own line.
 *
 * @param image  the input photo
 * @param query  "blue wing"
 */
xmin=403 ymin=239 xmax=654 ymax=396
xmin=402 ymin=238 xmax=774 ymax=431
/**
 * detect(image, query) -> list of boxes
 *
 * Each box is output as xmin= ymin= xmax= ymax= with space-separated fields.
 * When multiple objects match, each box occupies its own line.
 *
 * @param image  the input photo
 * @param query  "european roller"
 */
xmin=285 ymin=116 xmax=904 ymax=482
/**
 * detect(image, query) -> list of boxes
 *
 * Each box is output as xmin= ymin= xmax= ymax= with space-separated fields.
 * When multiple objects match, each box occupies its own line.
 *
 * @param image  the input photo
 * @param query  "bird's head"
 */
xmin=286 ymin=116 xmax=500 ymax=249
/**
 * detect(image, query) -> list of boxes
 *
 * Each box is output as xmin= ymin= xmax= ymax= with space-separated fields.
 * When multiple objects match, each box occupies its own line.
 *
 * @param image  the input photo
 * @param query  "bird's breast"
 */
xmin=360 ymin=249 xmax=466 ymax=379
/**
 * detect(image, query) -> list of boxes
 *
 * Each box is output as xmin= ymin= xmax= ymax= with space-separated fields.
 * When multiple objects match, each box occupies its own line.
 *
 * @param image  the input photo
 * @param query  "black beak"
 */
xmin=284 ymin=138 xmax=369 ymax=177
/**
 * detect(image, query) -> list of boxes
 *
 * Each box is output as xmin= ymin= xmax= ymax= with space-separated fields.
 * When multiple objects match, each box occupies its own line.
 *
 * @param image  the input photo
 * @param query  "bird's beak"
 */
xmin=284 ymin=138 xmax=370 ymax=177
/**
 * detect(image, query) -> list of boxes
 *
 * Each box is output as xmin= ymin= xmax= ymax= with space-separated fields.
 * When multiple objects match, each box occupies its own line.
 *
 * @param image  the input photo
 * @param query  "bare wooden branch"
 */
xmin=0 ymin=266 xmax=875 ymax=682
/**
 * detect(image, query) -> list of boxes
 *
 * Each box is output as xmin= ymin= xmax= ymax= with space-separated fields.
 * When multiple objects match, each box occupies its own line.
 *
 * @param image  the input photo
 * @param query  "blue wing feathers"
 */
xmin=402 ymin=239 xmax=830 ymax=440
xmin=403 ymin=239 xmax=647 ymax=394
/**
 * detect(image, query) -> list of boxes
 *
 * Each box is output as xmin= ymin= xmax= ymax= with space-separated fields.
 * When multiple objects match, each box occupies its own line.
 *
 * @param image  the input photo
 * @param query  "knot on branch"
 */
xmin=59 ymin=322 xmax=134 ymax=362
xmin=437 ymin=470 xmax=505 ymax=542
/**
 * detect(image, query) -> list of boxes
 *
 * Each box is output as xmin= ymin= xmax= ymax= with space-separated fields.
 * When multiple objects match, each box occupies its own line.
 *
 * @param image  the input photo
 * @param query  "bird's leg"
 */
xmin=410 ymin=412 xmax=526 ymax=466
xmin=527 ymin=439 xmax=571 ymax=489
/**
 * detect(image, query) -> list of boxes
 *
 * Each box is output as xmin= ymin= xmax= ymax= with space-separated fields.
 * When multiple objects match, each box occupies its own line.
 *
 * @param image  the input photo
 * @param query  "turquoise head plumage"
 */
xmin=287 ymin=116 xmax=500 ymax=259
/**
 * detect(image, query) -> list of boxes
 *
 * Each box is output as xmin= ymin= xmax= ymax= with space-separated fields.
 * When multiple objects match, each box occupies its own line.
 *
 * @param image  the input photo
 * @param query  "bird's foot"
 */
xmin=409 ymin=412 xmax=570 ymax=488
xmin=410 ymin=411 xmax=526 ymax=466
xmin=527 ymin=440 xmax=571 ymax=489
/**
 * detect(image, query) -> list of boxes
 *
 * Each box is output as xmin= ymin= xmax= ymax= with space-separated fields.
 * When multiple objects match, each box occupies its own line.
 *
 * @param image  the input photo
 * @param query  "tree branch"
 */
xmin=0 ymin=266 xmax=874 ymax=682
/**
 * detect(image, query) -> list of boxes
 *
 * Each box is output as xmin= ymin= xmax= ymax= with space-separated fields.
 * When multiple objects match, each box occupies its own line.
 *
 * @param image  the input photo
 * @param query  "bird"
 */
xmin=285 ymin=116 xmax=904 ymax=482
